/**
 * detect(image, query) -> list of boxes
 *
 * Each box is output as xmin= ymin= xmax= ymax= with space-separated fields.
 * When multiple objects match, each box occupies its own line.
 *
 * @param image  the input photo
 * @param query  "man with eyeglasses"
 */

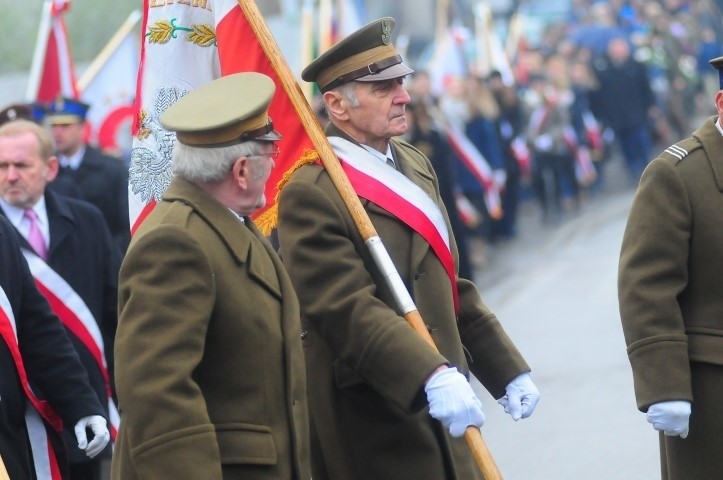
xmin=111 ymin=72 xmax=311 ymax=480
xmin=275 ymin=17 xmax=539 ymax=480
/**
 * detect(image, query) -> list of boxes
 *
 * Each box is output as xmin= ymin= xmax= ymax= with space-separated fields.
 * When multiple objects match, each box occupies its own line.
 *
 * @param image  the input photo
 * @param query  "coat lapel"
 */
xmin=696 ymin=118 xmax=723 ymax=192
xmin=162 ymin=178 xmax=281 ymax=299
xmin=45 ymin=191 xmax=74 ymax=260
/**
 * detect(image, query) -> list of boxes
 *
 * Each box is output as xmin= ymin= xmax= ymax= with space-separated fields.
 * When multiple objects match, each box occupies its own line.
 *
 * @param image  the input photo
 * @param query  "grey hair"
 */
xmin=325 ymin=81 xmax=360 ymax=117
xmin=172 ymin=140 xmax=265 ymax=183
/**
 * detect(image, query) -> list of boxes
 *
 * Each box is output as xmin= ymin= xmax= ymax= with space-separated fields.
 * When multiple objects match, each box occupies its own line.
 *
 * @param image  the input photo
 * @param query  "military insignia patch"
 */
xmin=381 ymin=20 xmax=391 ymax=45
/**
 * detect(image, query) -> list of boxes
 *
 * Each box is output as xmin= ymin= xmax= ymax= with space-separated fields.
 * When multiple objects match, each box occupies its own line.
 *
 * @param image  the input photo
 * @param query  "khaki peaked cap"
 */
xmin=302 ymin=17 xmax=413 ymax=92
xmin=161 ymin=72 xmax=281 ymax=148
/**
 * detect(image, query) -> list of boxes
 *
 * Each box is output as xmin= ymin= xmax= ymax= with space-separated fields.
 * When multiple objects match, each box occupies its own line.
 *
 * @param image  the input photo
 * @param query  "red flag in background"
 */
xmin=130 ymin=0 xmax=313 ymax=233
xmin=27 ymin=0 xmax=78 ymax=103
xmin=215 ymin=1 xmax=314 ymax=222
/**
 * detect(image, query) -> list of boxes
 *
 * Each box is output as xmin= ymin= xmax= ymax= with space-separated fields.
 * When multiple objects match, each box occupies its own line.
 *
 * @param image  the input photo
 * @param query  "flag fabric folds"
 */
xmin=27 ymin=0 xmax=78 ymax=103
xmin=79 ymin=10 xmax=141 ymax=157
xmin=129 ymin=0 xmax=312 ymax=233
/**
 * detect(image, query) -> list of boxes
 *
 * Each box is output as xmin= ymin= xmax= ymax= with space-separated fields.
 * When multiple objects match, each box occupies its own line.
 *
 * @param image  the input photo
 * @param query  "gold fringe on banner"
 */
xmin=255 ymin=148 xmax=320 ymax=236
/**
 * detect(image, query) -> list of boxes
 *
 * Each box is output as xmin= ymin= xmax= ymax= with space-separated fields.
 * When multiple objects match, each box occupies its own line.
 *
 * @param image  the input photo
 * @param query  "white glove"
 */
xmin=646 ymin=401 xmax=691 ymax=438
xmin=74 ymin=415 xmax=110 ymax=458
xmin=498 ymin=372 xmax=540 ymax=421
xmin=424 ymin=367 xmax=485 ymax=437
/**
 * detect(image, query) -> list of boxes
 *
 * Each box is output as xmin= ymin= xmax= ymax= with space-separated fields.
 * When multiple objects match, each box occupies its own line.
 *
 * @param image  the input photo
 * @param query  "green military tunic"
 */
xmin=277 ymin=124 xmax=530 ymax=480
xmin=619 ymin=116 xmax=723 ymax=479
xmin=112 ymin=178 xmax=310 ymax=480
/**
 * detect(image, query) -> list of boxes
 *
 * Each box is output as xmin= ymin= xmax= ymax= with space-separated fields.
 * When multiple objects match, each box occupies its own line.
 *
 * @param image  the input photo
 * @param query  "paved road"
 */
xmin=469 ymin=173 xmax=661 ymax=479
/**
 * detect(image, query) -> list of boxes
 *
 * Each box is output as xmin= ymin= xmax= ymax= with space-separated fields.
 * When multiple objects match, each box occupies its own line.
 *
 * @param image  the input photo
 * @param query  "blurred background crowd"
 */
xmin=387 ymin=0 xmax=723 ymax=278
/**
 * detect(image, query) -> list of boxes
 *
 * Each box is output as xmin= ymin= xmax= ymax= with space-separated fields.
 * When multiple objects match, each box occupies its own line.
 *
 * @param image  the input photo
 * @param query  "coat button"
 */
xmin=300 ymin=330 xmax=308 ymax=339
xmin=414 ymin=271 xmax=425 ymax=280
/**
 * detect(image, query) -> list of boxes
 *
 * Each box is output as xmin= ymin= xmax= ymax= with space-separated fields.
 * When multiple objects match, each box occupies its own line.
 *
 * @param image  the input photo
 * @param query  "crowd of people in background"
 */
xmin=0 ymin=0 xmax=722 ymax=478
xmin=394 ymin=0 xmax=723 ymax=274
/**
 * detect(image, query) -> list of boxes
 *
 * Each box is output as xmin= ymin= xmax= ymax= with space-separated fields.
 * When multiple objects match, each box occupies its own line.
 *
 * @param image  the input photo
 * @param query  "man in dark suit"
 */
xmin=45 ymin=98 xmax=130 ymax=252
xmin=112 ymin=72 xmax=310 ymax=480
xmin=275 ymin=17 xmax=539 ymax=480
xmin=0 ymin=119 xmax=118 ymax=479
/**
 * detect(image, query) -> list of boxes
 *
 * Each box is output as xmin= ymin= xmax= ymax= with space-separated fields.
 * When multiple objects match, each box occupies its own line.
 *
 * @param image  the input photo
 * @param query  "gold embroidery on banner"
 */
xmin=136 ymin=111 xmax=151 ymax=141
xmin=188 ymin=24 xmax=216 ymax=47
xmin=149 ymin=0 xmax=211 ymax=10
xmin=146 ymin=18 xmax=216 ymax=46
xmin=148 ymin=20 xmax=174 ymax=44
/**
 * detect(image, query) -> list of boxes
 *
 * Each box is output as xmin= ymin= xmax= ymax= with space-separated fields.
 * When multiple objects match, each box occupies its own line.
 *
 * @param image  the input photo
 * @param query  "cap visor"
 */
xmin=255 ymin=129 xmax=282 ymax=141
xmin=355 ymin=63 xmax=414 ymax=82
xmin=47 ymin=115 xmax=83 ymax=125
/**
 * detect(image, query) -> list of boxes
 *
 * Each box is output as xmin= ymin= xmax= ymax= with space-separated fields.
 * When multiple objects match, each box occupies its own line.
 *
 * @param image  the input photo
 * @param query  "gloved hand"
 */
xmin=424 ymin=366 xmax=485 ymax=437
xmin=497 ymin=372 xmax=540 ymax=421
xmin=74 ymin=415 xmax=110 ymax=458
xmin=646 ymin=400 xmax=691 ymax=438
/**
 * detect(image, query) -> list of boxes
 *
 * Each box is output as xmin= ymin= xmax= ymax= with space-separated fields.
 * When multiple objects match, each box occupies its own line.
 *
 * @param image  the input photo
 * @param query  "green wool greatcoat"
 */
xmin=619 ymin=117 xmax=723 ymax=479
xmin=112 ymin=177 xmax=310 ymax=480
xmin=276 ymin=125 xmax=530 ymax=480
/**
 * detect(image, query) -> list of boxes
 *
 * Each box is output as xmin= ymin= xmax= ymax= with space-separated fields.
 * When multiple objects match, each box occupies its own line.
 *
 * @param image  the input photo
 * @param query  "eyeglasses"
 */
xmin=251 ymin=149 xmax=281 ymax=161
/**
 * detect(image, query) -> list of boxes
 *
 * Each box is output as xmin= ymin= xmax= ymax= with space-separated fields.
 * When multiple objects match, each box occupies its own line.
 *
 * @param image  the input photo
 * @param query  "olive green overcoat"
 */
xmin=112 ymin=177 xmax=310 ymax=480
xmin=276 ymin=125 xmax=530 ymax=480
xmin=619 ymin=117 xmax=723 ymax=479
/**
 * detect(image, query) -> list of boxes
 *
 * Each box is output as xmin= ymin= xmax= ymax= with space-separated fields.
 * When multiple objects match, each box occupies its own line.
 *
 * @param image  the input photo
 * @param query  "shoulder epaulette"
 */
xmin=660 ymin=137 xmax=702 ymax=162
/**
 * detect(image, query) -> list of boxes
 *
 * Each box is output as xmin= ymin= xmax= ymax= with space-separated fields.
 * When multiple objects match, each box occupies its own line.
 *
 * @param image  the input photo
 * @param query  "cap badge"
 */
xmin=381 ymin=20 xmax=391 ymax=45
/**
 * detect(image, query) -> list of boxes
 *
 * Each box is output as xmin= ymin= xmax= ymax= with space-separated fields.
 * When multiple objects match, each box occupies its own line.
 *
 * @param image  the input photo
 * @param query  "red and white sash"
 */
xmin=22 ymin=249 xmax=120 ymax=440
xmin=0 ymin=285 xmax=63 ymax=480
xmin=328 ymin=137 xmax=459 ymax=312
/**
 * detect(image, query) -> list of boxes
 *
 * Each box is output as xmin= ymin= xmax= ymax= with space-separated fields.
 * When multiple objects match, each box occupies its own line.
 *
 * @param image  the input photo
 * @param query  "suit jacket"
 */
xmin=619 ymin=117 xmax=723 ymax=409
xmin=276 ymin=124 xmax=530 ymax=480
xmin=0 ymin=215 xmax=105 ymax=480
xmin=1 ymin=191 xmax=121 ymax=463
xmin=49 ymin=145 xmax=130 ymax=252
xmin=112 ymin=177 xmax=310 ymax=480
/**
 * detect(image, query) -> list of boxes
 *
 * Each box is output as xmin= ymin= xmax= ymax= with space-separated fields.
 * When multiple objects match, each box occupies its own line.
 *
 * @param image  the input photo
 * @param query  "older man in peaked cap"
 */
xmin=111 ymin=72 xmax=310 ymax=480
xmin=618 ymin=56 xmax=723 ymax=480
xmin=276 ymin=17 xmax=539 ymax=480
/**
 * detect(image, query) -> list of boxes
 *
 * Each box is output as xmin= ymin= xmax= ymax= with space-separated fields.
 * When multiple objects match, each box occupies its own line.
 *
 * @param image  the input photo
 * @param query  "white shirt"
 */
xmin=0 ymin=196 xmax=51 ymax=247
xmin=361 ymin=144 xmax=395 ymax=167
xmin=58 ymin=145 xmax=86 ymax=170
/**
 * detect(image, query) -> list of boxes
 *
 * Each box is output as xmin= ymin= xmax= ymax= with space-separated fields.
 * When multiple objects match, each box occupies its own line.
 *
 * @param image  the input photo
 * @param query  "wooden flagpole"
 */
xmin=0 ymin=452 xmax=8 ymax=480
xmin=76 ymin=9 xmax=142 ymax=93
xmin=237 ymin=1 xmax=503 ymax=478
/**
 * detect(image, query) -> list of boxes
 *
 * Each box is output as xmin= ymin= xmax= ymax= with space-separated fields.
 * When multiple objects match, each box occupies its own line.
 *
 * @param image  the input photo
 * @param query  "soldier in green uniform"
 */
xmin=276 ymin=17 xmax=539 ymax=480
xmin=112 ymin=73 xmax=310 ymax=480
xmin=618 ymin=56 xmax=723 ymax=479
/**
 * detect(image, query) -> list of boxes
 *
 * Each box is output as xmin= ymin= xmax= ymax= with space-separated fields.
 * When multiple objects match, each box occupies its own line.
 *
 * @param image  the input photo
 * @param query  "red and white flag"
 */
xmin=27 ymin=0 xmax=78 ymax=103
xmin=444 ymin=123 xmax=503 ymax=220
xmin=129 ymin=0 xmax=313 ymax=233
xmin=79 ymin=10 xmax=141 ymax=157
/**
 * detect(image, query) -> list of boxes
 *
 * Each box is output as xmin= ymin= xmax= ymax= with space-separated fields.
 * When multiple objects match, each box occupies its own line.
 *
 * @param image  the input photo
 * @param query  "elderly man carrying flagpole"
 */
xmin=276 ymin=17 xmax=540 ymax=480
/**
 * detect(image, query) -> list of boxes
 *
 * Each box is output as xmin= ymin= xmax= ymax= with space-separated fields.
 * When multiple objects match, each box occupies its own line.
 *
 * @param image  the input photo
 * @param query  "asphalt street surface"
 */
xmin=470 ymin=160 xmax=661 ymax=479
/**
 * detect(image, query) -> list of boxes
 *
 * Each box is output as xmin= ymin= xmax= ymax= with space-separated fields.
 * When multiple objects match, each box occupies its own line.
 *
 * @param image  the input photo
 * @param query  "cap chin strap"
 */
xmin=321 ymin=54 xmax=403 ymax=93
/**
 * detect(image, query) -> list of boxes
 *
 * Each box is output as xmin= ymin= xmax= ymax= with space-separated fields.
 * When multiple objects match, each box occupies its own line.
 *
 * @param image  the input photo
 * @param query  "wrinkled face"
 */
xmin=345 ymin=77 xmax=411 ymax=149
xmin=240 ymin=142 xmax=278 ymax=215
xmin=51 ymin=121 xmax=85 ymax=156
xmin=0 ymin=131 xmax=57 ymax=210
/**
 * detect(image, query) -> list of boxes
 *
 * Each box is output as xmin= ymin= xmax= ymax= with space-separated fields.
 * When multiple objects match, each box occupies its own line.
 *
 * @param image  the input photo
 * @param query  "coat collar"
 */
xmin=693 ymin=117 xmax=723 ymax=192
xmin=325 ymin=123 xmax=438 ymax=200
xmin=161 ymin=177 xmax=281 ymax=298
